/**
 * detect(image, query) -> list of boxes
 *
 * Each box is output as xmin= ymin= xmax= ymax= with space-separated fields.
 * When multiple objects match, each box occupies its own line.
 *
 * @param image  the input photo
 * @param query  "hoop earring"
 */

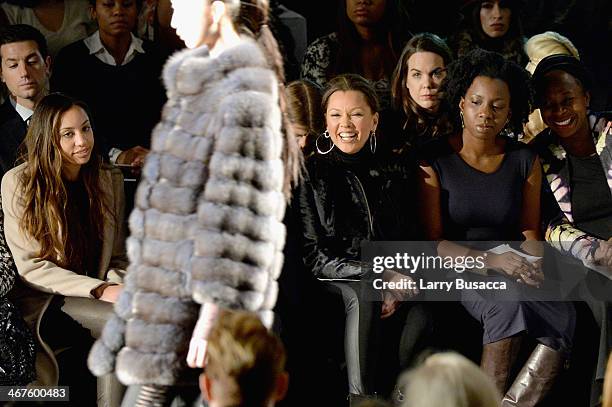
xmin=316 ymin=131 xmax=334 ymax=155
xmin=370 ymin=131 xmax=377 ymax=154
xmin=460 ymin=111 xmax=465 ymax=129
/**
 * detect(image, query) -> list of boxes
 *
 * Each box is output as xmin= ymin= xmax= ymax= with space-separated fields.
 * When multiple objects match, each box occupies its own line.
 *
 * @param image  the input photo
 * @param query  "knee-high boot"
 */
xmin=501 ymin=344 xmax=565 ymax=407
xmin=481 ymin=336 xmax=523 ymax=394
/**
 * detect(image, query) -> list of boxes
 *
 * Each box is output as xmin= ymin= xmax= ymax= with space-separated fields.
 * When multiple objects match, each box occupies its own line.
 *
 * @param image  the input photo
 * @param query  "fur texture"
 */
xmin=89 ymin=38 xmax=286 ymax=385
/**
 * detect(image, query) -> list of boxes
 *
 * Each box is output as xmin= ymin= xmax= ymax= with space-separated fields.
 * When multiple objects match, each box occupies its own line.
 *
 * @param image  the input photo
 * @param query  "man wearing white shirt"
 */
xmin=0 ymin=24 xmax=50 ymax=176
xmin=51 ymin=0 xmax=166 ymax=168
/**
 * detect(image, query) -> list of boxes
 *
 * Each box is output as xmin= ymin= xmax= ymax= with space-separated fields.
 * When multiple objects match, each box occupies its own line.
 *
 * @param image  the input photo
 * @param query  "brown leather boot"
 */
xmin=481 ymin=336 xmax=523 ymax=394
xmin=501 ymin=344 xmax=565 ymax=407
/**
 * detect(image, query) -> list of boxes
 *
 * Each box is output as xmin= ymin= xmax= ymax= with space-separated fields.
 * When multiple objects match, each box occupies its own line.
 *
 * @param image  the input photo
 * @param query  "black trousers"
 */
xmin=324 ymin=281 xmax=432 ymax=396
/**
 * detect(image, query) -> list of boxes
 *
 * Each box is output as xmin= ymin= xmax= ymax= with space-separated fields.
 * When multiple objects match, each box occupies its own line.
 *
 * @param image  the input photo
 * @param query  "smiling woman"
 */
xmin=531 ymin=56 xmax=612 ymax=402
xmin=324 ymin=88 xmax=379 ymax=155
xmin=299 ymin=74 xmax=430 ymax=404
xmin=0 ymin=93 xmax=127 ymax=405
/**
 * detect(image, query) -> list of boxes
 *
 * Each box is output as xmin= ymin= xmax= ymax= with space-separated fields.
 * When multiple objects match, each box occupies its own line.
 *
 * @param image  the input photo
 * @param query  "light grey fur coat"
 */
xmin=88 ymin=38 xmax=286 ymax=385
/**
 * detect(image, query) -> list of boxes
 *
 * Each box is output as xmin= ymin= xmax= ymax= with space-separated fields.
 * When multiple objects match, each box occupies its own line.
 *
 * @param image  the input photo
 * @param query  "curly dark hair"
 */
xmin=441 ymin=48 xmax=533 ymax=135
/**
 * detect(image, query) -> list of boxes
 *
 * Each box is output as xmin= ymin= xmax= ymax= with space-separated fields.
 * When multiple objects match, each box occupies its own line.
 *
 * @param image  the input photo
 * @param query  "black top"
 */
xmin=51 ymin=40 xmax=167 ymax=154
xmin=568 ymin=153 xmax=612 ymax=239
xmin=64 ymin=178 xmax=101 ymax=277
xmin=298 ymin=148 xmax=419 ymax=279
xmin=423 ymin=137 xmax=536 ymax=243
xmin=0 ymin=100 xmax=27 ymax=177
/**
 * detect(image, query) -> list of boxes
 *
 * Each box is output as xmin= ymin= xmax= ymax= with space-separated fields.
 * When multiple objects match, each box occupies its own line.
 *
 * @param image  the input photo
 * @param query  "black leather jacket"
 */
xmin=298 ymin=149 xmax=419 ymax=279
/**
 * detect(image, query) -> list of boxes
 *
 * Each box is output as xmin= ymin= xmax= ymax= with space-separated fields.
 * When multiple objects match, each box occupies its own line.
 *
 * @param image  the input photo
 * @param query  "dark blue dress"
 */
xmin=426 ymin=137 xmax=575 ymax=355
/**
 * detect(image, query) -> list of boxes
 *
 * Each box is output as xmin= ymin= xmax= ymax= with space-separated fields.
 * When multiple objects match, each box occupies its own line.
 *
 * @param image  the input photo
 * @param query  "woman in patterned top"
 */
xmin=300 ymin=0 xmax=405 ymax=110
xmin=531 ymin=54 xmax=612 ymax=405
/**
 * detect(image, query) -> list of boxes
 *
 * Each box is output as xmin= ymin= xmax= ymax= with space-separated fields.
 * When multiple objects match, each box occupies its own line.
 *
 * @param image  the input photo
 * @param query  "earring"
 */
xmin=460 ymin=111 xmax=465 ymax=129
xmin=370 ymin=131 xmax=377 ymax=154
xmin=316 ymin=131 xmax=334 ymax=154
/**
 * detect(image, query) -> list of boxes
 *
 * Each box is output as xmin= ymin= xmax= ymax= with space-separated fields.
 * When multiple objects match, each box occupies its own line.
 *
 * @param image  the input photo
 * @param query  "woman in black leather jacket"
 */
xmin=298 ymin=73 xmax=429 ymax=405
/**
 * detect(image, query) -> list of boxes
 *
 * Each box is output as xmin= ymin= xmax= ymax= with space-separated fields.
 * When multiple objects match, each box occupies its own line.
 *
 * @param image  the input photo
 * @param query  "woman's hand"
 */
xmin=382 ymin=270 xmax=419 ymax=300
xmin=380 ymin=270 xmax=419 ymax=319
xmin=117 ymin=146 xmax=149 ymax=167
xmin=381 ymin=291 xmax=400 ymax=319
xmin=594 ymin=239 xmax=612 ymax=269
xmin=99 ymin=284 xmax=123 ymax=303
xmin=486 ymin=252 xmax=543 ymax=287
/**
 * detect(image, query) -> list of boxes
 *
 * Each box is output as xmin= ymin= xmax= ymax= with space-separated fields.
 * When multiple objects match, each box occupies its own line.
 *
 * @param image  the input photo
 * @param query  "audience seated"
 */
xmin=1 ymin=93 xmax=126 ymax=405
xmin=51 ymin=0 xmax=166 ymax=167
xmin=0 ymin=0 xmax=95 ymax=58
xmin=200 ymin=310 xmax=289 ymax=407
xmin=522 ymin=31 xmax=580 ymax=142
xmin=388 ymin=32 xmax=454 ymax=153
xmin=450 ymin=0 xmax=527 ymax=66
xmin=299 ymin=74 xmax=431 ymax=406
xmin=0 ymin=24 xmax=50 ymax=177
xmin=286 ymin=79 xmax=324 ymax=158
xmin=397 ymin=352 xmax=500 ymax=407
xmin=301 ymin=0 xmax=405 ymax=109
xmin=0 ymin=3 xmax=609 ymax=406
xmin=419 ymin=49 xmax=574 ymax=406
xmin=531 ymin=54 xmax=612 ymax=406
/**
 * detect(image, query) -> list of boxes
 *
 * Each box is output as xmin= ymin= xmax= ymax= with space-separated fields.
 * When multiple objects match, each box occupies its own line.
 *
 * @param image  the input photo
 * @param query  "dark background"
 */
xmin=281 ymin=0 xmax=612 ymax=110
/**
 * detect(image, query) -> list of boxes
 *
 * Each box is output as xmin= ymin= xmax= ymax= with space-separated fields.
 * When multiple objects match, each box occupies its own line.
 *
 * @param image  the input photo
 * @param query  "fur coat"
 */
xmin=89 ymin=38 xmax=287 ymax=385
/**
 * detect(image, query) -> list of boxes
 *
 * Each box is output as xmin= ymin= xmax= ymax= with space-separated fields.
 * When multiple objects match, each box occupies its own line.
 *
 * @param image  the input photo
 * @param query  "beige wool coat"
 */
xmin=1 ymin=163 xmax=127 ymax=386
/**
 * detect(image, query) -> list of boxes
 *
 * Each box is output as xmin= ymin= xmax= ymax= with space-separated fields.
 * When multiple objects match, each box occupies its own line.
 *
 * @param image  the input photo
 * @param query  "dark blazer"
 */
xmin=0 ymin=100 xmax=26 ymax=177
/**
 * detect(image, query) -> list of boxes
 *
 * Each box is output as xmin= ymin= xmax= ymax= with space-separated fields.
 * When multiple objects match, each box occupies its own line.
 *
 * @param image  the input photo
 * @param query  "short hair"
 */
xmin=531 ymin=54 xmax=592 ymax=107
xmin=0 ymin=24 xmax=48 ymax=61
xmin=525 ymin=31 xmax=579 ymax=74
xmin=442 ymin=48 xmax=533 ymax=135
xmin=322 ymin=74 xmax=380 ymax=114
xmin=206 ymin=310 xmax=286 ymax=406
xmin=398 ymin=352 xmax=501 ymax=407
xmin=286 ymin=79 xmax=324 ymax=155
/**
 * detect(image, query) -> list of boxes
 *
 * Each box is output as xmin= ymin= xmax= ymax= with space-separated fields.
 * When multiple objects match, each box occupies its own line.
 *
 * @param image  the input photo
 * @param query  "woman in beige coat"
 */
xmin=1 ymin=93 xmax=127 ymax=405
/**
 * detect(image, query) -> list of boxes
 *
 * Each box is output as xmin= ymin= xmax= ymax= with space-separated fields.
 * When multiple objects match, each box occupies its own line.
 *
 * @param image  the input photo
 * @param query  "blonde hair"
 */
xmin=206 ymin=310 xmax=286 ymax=406
xmin=524 ymin=31 xmax=579 ymax=74
xmin=399 ymin=352 xmax=501 ymax=407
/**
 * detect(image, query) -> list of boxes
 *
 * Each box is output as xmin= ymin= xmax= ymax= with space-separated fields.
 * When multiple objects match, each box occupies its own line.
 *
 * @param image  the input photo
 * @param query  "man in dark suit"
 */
xmin=0 ymin=24 xmax=50 ymax=177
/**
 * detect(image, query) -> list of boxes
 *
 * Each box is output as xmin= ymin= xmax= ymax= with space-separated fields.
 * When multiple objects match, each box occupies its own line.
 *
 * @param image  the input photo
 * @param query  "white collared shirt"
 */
xmin=83 ymin=30 xmax=145 ymax=66
xmin=10 ymin=98 xmax=34 ymax=123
